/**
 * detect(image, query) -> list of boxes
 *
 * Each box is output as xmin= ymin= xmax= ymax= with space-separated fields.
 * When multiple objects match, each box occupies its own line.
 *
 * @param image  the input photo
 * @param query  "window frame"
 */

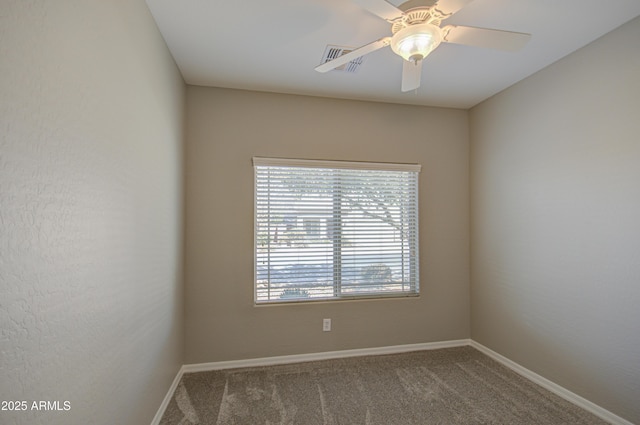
xmin=253 ymin=157 xmax=421 ymax=304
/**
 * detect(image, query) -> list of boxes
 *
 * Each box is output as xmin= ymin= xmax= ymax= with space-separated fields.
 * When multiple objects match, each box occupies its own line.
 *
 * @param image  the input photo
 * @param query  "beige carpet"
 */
xmin=159 ymin=346 xmax=608 ymax=424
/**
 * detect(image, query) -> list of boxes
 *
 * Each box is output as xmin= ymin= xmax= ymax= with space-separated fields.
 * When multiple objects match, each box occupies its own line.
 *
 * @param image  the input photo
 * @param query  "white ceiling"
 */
xmin=146 ymin=0 xmax=640 ymax=109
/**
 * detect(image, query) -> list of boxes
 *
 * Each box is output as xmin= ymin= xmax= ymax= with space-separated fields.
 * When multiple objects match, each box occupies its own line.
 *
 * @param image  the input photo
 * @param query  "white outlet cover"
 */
xmin=323 ymin=318 xmax=331 ymax=331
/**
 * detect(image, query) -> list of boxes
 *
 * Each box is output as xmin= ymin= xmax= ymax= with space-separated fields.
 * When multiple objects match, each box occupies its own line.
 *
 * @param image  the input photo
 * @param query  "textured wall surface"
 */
xmin=184 ymin=87 xmax=469 ymax=364
xmin=0 ymin=1 xmax=184 ymax=424
xmin=470 ymin=16 xmax=640 ymax=423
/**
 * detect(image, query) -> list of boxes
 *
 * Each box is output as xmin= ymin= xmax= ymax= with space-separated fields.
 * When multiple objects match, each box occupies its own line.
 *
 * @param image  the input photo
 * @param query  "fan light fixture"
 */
xmin=390 ymin=23 xmax=443 ymax=63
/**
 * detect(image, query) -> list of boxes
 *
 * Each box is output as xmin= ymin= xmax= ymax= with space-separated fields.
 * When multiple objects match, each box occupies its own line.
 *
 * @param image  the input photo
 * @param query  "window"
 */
xmin=254 ymin=157 xmax=420 ymax=303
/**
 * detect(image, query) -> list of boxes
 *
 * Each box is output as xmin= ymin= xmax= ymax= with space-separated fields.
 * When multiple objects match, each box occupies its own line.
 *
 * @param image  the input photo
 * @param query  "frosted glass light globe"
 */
xmin=390 ymin=23 xmax=443 ymax=63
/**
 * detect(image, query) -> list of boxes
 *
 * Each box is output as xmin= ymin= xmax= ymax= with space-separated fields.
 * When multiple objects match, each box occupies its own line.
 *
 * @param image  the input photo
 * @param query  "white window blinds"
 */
xmin=254 ymin=157 xmax=420 ymax=303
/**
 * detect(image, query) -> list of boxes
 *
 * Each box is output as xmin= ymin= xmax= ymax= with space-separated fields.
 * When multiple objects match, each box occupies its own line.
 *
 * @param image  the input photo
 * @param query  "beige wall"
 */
xmin=0 ymin=1 xmax=184 ymax=424
xmin=185 ymin=87 xmax=469 ymax=363
xmin=470 ymin=16 xmax=640 ymax=423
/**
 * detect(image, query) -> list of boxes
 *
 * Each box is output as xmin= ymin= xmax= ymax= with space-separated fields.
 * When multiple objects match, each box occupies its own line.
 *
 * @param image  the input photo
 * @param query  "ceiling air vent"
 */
xmin=320 ymin=45 xmax=364 ymax=73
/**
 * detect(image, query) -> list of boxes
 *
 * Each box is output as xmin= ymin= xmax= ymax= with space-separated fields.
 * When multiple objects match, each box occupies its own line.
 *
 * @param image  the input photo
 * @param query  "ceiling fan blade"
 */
xmin=353 ymin=0 xmax=404 ymax=21
xmin=432 ymin=0 xmax=474 ymax=19
xmin=442 ymin=25 xmax=531 ymax=51
xmin=401 ymin=60 xmax=423 ymax=92
xmin=315 ymin=37 xmax=391 ymax=73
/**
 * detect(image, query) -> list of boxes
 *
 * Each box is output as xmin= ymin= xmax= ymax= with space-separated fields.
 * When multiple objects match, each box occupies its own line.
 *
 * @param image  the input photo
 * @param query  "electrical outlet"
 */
xmin=323 ymin=318 xmax=331 ymax=332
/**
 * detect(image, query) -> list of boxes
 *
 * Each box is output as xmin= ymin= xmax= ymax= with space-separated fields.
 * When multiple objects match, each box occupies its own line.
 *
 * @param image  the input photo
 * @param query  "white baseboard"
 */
xmin=151 ymin=339 xmax=632 ymax=425
xmin=150 ymin=365 xmax=185 ymax=425
xmin=182 ymin=339 xmax=470 ymax=373
xmin=468 ymin=340 xmax=633 ymax=425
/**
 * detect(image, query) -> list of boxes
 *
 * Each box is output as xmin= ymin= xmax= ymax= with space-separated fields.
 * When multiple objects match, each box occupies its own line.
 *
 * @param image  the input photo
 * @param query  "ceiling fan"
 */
xmin=315 ymin=0 xmax=531 ymax=92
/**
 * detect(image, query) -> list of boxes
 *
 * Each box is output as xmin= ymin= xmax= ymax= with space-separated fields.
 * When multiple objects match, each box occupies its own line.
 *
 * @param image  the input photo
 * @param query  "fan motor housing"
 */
xmin=391 ymin=7 xmax=441 ymax=34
